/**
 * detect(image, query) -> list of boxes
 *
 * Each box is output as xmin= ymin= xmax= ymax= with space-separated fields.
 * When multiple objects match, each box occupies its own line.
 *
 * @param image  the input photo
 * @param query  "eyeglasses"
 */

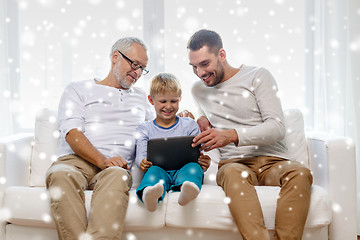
xmin=117 ymin=50 xmax=149 ymax=75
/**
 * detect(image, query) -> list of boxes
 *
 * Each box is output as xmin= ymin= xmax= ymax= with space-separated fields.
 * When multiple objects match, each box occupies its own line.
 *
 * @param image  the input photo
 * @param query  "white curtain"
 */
xmin=305 ymin=0 xmax=360 ymax=234
xmin=0 ymin=0 xmax=12 ymax=137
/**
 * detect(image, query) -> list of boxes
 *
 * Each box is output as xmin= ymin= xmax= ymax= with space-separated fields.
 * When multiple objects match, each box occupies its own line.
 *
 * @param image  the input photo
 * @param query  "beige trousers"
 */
xmin=216 ymin=156 xmax=313 ymax=240
xmin=46 ymin=154 xmax=132 ymax=240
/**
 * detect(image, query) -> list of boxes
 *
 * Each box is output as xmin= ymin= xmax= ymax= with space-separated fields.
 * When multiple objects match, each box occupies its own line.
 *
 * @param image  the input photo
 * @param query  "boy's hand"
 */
xmin=198 ymin=153 xmax=211 ymax=172
xmin=140 ymin=158 xmax=153 ymax=173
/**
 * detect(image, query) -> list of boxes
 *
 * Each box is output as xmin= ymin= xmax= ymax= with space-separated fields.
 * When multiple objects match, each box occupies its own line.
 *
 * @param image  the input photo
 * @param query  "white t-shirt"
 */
xmin=56 ymin=79 xmax=154 ymax=167
xmin=192 ymin=65 xmax=290 ymax=161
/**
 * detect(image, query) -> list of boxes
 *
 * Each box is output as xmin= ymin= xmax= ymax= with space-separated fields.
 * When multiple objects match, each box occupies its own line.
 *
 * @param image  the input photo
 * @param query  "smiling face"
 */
xmin=113 ymin=43 xmax=148 ymax=89
xmin=148 ymin=91 xmax=180 ymax=126
xmin=189 ymin=45 xmax=226 ymax=87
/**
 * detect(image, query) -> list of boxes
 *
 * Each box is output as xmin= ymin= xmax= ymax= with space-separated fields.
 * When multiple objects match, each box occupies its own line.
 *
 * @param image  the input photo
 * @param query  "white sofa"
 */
xmin=0 ymin=108 xmax=357 ymax=240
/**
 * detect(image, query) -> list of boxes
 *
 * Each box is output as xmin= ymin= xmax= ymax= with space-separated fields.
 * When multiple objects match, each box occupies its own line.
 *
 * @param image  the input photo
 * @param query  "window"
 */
xmin=2 ymin=0 xmax=305 ymax=135
xmin=7 ymin=0 xmax=144 ymax=132
xmin=163 ymin=0 xmax=305 ymax=115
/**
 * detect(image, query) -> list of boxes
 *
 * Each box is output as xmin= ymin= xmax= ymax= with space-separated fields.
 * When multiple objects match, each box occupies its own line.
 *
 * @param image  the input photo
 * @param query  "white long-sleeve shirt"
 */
xmin=56 ymin=79 xmax=154 ymax=167
xmin=192 ymin=65 xmax=290 ymax=161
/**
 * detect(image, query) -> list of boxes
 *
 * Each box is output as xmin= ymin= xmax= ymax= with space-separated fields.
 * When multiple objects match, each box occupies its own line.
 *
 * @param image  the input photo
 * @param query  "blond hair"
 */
xmin=150 ymin=73 xmax=182 ymax=98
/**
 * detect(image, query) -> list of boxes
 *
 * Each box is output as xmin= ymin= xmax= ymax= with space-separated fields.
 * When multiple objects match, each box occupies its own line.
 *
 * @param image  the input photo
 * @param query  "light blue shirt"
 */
xmin=135 ymin=116 xmax=201 ymax=168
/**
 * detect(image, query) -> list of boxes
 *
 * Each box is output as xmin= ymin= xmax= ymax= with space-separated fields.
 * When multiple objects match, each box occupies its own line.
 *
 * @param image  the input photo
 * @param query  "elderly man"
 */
xmin=46 ymin=37 xmax=154 ymax=240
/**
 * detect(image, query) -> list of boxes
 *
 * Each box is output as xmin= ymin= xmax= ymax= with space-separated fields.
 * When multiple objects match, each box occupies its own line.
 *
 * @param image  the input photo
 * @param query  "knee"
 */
xmin=46 ymin=164 xmax=85 ymax=188
xmin=285 ymin=164 xmax=313 ymax=185
xmin=147 ymin=165 xmax=163 ymax=174
xmin=184 ymin=162 xmax=203 ymax=176
xmin=101 ymin=167 xmax=132 ymax=187
xmin=142 ymin=166 xmax=165 ymax=183
xmin=217 ymin=163 xmax=257 ymax=186
xmin=46 ymin=164 xmax=85 ymax=201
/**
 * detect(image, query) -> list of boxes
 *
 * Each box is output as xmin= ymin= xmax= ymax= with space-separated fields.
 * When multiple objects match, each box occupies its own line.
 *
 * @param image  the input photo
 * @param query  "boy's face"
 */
xmin=149 ymin=92 xmax=180 ymax=123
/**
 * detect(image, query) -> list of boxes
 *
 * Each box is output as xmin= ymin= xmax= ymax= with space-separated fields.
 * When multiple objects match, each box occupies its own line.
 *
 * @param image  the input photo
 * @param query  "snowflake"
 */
xmin=42 ymin=213 xmax=52 ymax=223
xmin=126 ymin=233 xmax=137 ymax=240
xmin=332 ymin=203 xmax=342 ymax=213
xmin=241 ymin=171 xmax=249 ymax=178
xmin=186 ymin=229 xmax=194 ymax=236
xmin=0 ymin=177 xmax=6 ymax=185
xmin=208 ymin=173 xmax=216 ymax=182
xmin=48 ymin=186 xmax=63 ymax=201
xmin=79 ymin=232 xmax=93 ymax=240
xmin=224 ymin=197 xmax=231 ymax=204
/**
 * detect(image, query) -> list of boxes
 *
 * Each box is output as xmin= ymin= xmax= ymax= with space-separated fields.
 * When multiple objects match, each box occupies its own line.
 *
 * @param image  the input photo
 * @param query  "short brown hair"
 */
xmin=187 ymin=29 xmax=223 ymax=54
xmin=150 ymin=73 xmax=182 ymax=98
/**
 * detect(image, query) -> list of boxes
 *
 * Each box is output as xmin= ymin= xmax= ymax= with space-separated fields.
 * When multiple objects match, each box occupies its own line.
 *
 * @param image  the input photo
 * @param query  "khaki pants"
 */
xmin=216 ymin=156 xmax=313 ymax=240
xmin=46 ymin=155 xmax=132 ymax=240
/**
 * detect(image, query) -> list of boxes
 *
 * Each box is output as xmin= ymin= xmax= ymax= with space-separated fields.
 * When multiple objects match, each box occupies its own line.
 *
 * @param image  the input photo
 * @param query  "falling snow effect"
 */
xmin=0 ymin=1 xmax=359 ymax=240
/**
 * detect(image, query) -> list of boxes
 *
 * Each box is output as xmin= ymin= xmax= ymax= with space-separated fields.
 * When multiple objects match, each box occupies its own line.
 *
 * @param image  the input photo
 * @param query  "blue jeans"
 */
xmin=136 ymin=162 xmax=204 ymax=201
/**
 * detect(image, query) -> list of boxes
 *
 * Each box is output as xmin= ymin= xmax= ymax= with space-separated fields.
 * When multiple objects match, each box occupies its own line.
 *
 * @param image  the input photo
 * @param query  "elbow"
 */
xmin=276 ymin=121 xmax=286 ymax=141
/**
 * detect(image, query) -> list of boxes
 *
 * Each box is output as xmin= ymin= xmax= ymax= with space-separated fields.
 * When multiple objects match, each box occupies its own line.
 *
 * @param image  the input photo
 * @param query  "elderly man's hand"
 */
xmin=177 ymin=110 xmax=195 ymax=120
xmin=100 ymin=156 xmax=130 ymax=170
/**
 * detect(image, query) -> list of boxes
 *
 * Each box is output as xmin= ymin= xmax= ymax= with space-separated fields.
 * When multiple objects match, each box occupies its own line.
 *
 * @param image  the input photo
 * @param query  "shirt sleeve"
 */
xmin=145 ymin=98 xmax=155 ymax=121
xmin=189 ymin=119 xmax=201 ymax=136
xmin=234 ymin=68 xmax=286 ymax=146
xmin=191 ymin=84 xmax=206 ymax=119
xmin=58 ymin=83 xmax=85 ymax=138
xmin=135 ymin=123 xmax=149 ymax=168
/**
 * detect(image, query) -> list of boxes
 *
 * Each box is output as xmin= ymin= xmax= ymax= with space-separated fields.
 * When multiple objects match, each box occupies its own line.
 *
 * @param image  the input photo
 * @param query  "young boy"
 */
xmin=135 ymin=73 xmax=211 ymax=212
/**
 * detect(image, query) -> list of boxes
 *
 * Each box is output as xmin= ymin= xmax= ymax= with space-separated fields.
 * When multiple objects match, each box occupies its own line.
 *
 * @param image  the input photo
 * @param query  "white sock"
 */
xmin=142 ymin=182 xmax=164 ymax=212
xmin=178 ymin=181 xmax=200 ymax=206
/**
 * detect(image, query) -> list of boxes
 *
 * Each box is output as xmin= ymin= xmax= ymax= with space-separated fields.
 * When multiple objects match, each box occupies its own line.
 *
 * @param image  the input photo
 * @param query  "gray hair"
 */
xmin=110 ymin=37 xmax=147 ymax=58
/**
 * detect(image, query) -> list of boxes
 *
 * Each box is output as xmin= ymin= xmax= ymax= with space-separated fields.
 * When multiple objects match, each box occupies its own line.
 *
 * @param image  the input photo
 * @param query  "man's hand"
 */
xmin=196 ymin=116 xmax=212 ymax=132
xmin=140 ymin=158 xmax=153 ymax=173
xmin=100 ymin=156 xmax=130 ymax=170
xmin=177 ymin=110 xmax=195 ymax=120
xmin=192 ymin=128 xmax=238 ymax=151
xmin=198 ymin=153 xmax=211 ymax=172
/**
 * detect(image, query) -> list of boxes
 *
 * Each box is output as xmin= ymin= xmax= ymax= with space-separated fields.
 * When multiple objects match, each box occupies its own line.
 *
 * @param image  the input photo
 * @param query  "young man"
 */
xmin=46 ymin=37 xmax=154 ymax=240
xmin=187 ymin=29 xmax=313 ymax=240
xmin=135 ymin=73 xmax=210 ymax=212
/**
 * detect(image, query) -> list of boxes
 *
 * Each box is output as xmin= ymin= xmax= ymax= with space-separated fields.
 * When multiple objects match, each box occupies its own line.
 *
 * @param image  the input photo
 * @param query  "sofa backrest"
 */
xmin=29 ymin=108 xmax=309 ymax=187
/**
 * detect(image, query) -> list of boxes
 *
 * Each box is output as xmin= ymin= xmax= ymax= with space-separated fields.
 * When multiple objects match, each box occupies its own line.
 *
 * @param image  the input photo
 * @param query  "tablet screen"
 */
xmin=147 ymin=136 xmax=200 ymax=171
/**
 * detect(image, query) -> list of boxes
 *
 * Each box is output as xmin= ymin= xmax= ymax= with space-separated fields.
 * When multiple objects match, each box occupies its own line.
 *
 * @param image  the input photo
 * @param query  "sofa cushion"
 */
xmin=166 ymin=185 xmax=331 ymax=230
xmin=4 ymin=185 xmax=331 ymax=231
xmin=283 ymin=109 xmax=309 ymax=167
xmin=4 ymin=187 xmax=166 ymax=230
xmin=30 ymin=109 xmax=59 ymax=187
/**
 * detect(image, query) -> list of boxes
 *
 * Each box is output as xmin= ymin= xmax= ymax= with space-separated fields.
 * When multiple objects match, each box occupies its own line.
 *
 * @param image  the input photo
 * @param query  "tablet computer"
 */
xmin=147 ymin=135 xmax=200 ymax=171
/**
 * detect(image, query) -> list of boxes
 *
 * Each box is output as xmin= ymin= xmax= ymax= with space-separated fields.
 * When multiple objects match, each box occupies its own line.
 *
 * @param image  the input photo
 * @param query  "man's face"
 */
xmin=188 ymin=45 xmax=225 ymax=87
xmin=113 ymin=43 xmax=148 ymax=89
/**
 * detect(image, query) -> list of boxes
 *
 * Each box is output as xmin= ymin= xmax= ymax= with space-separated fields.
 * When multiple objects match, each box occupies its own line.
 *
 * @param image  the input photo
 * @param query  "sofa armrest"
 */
xmin=0 ymin=133 xmax=33 ymax=240
xmin=306 ymin=131 xmax=357 ymax=240
xmin=0 ymin=133 xmax=34 ymax=189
